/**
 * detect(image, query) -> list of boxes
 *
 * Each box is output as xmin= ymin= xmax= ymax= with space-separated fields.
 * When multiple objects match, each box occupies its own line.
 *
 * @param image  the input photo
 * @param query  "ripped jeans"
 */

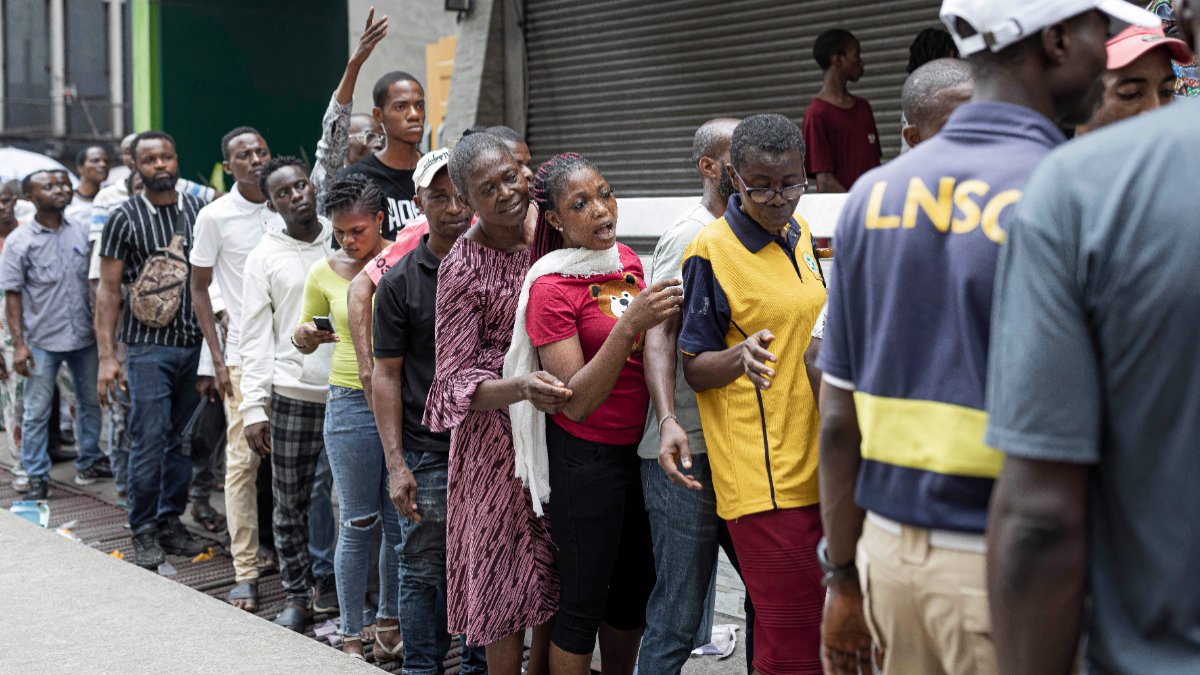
xmin=325 ymin=385 xmax=402 ymax=637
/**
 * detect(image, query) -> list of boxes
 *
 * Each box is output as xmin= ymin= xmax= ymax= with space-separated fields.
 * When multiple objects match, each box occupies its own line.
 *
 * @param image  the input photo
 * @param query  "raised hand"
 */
xmin=350 ymin=7 xmax=388 ymax=68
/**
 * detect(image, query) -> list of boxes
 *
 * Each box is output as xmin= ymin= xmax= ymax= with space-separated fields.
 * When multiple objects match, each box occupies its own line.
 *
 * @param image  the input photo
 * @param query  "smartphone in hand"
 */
xmin=313 ymin=315 xmax=334 ymax=333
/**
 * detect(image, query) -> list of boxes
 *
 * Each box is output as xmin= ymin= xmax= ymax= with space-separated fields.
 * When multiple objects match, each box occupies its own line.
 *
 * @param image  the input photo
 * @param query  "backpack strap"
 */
xmin=173 ymin=196 xmax=189 ymax=238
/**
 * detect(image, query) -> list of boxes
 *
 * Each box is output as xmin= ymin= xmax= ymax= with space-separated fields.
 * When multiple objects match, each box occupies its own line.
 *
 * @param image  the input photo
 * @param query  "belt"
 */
xmin=866 ymin=511 xmax=987 ymax=554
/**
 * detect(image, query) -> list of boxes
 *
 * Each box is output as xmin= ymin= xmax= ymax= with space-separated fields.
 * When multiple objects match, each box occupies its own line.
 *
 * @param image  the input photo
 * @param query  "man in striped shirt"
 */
xmin=96 ymin=131 xmax=209 ymax=569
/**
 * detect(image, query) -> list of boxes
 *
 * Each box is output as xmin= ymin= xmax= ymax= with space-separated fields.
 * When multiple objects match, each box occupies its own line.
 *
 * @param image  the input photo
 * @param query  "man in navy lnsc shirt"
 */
xmin=814 ymin=0 xmax=1155 ymax=672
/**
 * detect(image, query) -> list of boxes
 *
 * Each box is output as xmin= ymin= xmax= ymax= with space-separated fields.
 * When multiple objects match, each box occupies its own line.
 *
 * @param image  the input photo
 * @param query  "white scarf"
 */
xmin=504 ymin=244 xmax=623 ymax=516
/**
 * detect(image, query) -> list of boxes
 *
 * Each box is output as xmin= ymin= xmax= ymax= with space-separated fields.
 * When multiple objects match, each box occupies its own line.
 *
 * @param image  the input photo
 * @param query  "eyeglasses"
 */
xmin=349 ymin=131 xmax=384 ymax=145
xmin=734 ymin=169 xmax=808 ymax=204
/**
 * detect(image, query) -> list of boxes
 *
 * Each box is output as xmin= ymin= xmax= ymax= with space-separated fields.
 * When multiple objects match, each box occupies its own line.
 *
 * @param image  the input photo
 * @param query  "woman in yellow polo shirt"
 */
xmin=293 ymin=173 xmax=400 ymax=661
xmin=679 ymin=115 xmax=826 ymax=675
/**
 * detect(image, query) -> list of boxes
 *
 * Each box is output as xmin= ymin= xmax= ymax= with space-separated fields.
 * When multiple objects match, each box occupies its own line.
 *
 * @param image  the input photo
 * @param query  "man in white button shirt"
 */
xmin=188 ymin=126 xmax=282 ymax=612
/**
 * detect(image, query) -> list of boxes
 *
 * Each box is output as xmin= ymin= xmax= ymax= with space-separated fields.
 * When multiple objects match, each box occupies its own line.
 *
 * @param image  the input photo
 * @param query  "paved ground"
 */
xmin=0 ymin=506 xmax=376 ymax=675
xmin=0 ymin=424 xmax=750 ymax=674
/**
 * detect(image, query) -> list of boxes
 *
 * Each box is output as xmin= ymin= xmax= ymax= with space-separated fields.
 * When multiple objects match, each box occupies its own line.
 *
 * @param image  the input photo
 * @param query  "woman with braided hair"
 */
xmin=424 ymin=132 xmax=568 ymax=675
xmin=506 ymin=153 xmax=683 ymax=675
xmin=292 ymin=173 xmax=402 ymax=661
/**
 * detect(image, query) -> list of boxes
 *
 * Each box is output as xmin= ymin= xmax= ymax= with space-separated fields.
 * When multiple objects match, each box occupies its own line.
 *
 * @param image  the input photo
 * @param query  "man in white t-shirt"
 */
xmin=638 ymin=118 xmax=759 ymax=675
xmin=188 ymin=126 xmax=282 ymax=611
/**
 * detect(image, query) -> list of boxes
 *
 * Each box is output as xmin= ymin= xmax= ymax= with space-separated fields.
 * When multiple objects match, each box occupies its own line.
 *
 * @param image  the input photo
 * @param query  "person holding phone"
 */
xmin=292 ymin=173 xmax=399 ymax=661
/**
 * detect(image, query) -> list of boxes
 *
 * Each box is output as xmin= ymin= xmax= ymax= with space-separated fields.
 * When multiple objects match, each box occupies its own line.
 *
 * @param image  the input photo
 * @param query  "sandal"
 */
xmin=373 ymin=624 xmax=402 ymax=663
xmin=256 ymin=545 xmax=278 ymax=572
xmin=190 ymin=501 xmax=226 ymax=532
xmin=226 ymin=581 xmax=258 ymax=612
xmin=341 ymin=635 xmax=365 ymax=660
xmin=273 ymin=604 xmax=312 ymax=632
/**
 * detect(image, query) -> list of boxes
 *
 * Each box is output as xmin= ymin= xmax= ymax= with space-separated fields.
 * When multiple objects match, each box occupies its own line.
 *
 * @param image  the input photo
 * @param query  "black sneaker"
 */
xmin=26 ymin=475 xmax=49 ymax=500
xmin=132 ymin=524 xmax=165 ymax=569
xmin=47 ymin=444 xmax=78 ymax=464
xmin=76 ymin=458 xmax=114 ymax=486
xmin=313 ymin=574 xmax=340 ymax=614
xmin=59 ymin=427 xmax=76 ymax=445
xmin=157 ymin=517 xmax=207 ymax=557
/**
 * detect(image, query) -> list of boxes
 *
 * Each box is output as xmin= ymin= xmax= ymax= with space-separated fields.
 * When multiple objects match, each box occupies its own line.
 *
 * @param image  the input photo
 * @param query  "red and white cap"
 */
xmin=1106 ymin=24 xmax=1193 ymax=69
xmin=941 ymin=0 xmax=1161 ymax=56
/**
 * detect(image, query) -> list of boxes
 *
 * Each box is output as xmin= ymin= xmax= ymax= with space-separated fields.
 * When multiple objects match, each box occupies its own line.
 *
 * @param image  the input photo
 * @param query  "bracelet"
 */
xmin=658 ymin=414 xmax=677 ymax=430
xmin=290 ymin=327 xmax=304 ymax=350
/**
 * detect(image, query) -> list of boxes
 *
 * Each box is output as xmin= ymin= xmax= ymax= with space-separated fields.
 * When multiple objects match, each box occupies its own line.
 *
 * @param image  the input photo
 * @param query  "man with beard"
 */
xmin=96 ymin=131 xmax=209 ymax=568
xmin=636 ymin=118 xmax=757 ymax=675
xmin=239 ymin=156 xmax=336 ymax=630
xmin=189 ymin=126 xmax=283 ymax=611
xmin=0 ymin=170 xmax=108 ymax=500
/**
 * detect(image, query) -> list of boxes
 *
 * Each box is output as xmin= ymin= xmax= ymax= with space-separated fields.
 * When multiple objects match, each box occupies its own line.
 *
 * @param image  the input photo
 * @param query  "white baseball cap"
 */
xmin=414 ymin=148 xmax=451 ymax=189
xmin=941 ymin=0 xmax=1161 ymax=56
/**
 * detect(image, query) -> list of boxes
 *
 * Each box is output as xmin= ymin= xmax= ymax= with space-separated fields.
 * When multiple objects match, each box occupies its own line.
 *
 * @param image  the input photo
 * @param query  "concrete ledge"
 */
xmin=615 ymin=194 xmax=849 ymax=240
xmin=0 ymin=509 xmax=373 ymax=675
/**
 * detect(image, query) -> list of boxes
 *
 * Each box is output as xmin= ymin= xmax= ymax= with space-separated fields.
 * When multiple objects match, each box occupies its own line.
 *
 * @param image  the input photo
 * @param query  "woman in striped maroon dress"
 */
xmin=424 ymin=131 xmax=569 ymax=675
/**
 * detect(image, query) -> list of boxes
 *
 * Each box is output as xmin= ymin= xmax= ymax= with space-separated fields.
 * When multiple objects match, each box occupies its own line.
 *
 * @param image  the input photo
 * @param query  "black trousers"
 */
xmin=545 ymin=418 xmax=656 ymax=654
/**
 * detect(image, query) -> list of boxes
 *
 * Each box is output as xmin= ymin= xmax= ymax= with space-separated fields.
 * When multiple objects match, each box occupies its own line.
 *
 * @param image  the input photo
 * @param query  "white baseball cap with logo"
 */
xmin=941 ymin=0 xmax=1161 ymax=56
xmin=414 ymin=148 xmax=452 ymax=189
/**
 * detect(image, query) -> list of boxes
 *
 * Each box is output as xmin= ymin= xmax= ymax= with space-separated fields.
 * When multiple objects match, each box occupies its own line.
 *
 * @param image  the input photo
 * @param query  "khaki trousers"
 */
xmin=857 ymin=518 xmax=998 ymax=675
xmin=223 ymin=366 xmax=261 ymax=582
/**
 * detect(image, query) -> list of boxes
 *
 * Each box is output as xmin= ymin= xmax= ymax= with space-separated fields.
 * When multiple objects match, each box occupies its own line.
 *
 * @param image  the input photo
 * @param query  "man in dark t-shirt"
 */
xmin=371 ymin=152 xmax=486 ymax=674
xmin=803 ymin=29 xmax=882 ymax=193
xmin=336 ymin=70 xmax=426 ymax=241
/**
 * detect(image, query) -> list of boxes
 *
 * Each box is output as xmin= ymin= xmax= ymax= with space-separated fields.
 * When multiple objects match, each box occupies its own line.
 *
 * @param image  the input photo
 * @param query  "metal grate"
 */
xmin=524 ymin=0 xmax=946 ymax=197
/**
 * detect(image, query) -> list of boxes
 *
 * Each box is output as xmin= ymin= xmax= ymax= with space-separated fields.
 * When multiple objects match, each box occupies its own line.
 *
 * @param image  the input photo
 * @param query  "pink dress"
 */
xmin=424 ymin=236 xmax=560 ymax=647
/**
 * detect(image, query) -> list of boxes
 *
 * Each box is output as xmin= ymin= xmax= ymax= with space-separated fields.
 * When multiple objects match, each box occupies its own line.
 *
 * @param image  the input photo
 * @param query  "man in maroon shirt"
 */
xmin=803 ymin=29 xmax=882 ymax=193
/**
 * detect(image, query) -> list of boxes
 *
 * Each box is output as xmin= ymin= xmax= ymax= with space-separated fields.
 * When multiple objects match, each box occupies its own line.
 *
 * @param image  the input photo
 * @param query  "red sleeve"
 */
xmin=526 ymin=279 xmax=579 ymax=347
xmin=621 ymin=244 xmax=646 ymax=286
xmin=423 ymin=251 xmax=493 ymax=432
xmin=803 ymin=100 xmax=836 ymax=176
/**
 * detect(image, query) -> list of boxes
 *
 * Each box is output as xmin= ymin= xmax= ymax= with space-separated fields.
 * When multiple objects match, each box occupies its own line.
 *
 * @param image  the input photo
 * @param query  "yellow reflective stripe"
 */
xmin=853 ymin=392 xmax=1004 ymax=478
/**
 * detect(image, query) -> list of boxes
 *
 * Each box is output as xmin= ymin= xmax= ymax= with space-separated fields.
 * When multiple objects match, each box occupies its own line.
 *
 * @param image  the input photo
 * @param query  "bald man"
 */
xmin=901 ymin=57 xmax=976 ymax=148
xmin=638 ymin=118 xmax=749 ymax=675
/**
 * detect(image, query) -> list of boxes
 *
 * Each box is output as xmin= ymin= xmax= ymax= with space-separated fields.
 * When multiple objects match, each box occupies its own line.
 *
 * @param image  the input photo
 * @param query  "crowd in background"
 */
xmin=2 ymin=1 xmax=1200 ymax=675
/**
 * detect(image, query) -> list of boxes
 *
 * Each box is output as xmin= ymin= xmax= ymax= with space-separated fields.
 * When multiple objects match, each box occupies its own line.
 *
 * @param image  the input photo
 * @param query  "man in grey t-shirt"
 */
xmin=638 ymin=118 xmax=747 ymax=675
xmin=985 ymin=7 xmax=1200 ymax=673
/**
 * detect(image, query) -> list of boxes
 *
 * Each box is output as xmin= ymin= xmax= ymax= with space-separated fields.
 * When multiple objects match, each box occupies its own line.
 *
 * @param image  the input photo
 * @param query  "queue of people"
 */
xmin=3 ymin=1 xmax=1200 ymax=674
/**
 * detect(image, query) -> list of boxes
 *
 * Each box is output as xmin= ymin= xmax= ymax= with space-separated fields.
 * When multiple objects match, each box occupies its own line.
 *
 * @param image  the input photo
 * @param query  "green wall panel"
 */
xmin=159 ymin=0 xmax=349 ymax=185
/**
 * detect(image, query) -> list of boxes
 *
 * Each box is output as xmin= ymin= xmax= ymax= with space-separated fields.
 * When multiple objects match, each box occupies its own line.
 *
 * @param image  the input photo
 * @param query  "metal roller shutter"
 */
xmin=525 ymin=0 xmax=945 ymax=197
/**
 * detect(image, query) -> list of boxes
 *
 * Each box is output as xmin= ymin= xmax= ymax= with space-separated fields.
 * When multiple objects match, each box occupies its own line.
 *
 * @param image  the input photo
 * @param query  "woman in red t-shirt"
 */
xmin=522 ymin=153 xmax=683 ymax=674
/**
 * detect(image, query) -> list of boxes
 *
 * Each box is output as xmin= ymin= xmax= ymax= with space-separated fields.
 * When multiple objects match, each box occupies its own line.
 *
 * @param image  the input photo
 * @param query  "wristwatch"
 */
xmin=816 ymin=536 xmax=858 ymax=588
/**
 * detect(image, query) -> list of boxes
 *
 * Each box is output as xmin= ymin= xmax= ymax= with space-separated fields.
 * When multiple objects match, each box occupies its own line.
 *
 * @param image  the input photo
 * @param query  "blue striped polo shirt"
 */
xmin=816 ymin=102 xmax=1065 ymax=533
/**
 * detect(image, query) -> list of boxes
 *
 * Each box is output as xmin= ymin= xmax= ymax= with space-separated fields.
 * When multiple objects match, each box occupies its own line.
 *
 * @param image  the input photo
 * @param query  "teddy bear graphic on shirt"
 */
xmin=590 ymin=273 xmax=645 ymax=352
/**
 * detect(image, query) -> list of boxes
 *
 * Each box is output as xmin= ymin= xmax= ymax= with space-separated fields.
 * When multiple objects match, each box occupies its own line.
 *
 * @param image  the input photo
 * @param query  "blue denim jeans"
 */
xmin=125 ymin=343 xmax=201 ymax=529
xmin=396 ymin=448 xmax=487 ymax=675
xmin=105 ymin=379 xmax=131 ymax=494
xmin=324 ymin=385 xmax=401 ymax=637
xmin=21 ymin=343 xmax=103 ymax=478
xmin=638 ymin=455 xmax=722 ymax=675
xmin=309 ymin=447 xmax=335 ymax=579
